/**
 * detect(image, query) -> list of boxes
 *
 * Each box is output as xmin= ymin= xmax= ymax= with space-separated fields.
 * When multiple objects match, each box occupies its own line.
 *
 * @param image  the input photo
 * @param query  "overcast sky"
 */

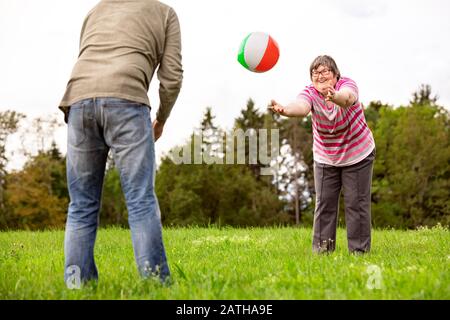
xmin=1 ymin=0 xmax=450 ymax=170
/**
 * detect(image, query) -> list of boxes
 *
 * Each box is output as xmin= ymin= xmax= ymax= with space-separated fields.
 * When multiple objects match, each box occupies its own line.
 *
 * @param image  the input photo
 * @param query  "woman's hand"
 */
xmin=314 ymin=79 xmax=334 ymax=97
xmin=324 ymin=85 xmax=336 ymax=102
xmin=323 ymin=86 xmax=356 ymax=108
xmin=268 ymin=99 xmax=288 ymax=116
xmin=269 ymin=99 xmax=311 ymax=117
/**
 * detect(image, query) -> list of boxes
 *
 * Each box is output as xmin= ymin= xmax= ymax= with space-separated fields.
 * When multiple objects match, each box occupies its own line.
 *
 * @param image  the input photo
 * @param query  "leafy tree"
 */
xmin=0 ymin=110 xmax=25 ymax=214
xmin=156 ymin=105 xmax=286 ymax=227
xmin=4 ymin=148 xmax=68 ymax=230
xmin=371 ymin=86 xmax=450 ymax=227
xmin=2 ymin=84 xmax=449 ymax=230
xmin=364 ymin=100 xmax=388 ymax=130
xmin=410 ymin=84 xmax=438 ymax=106
xmin=156 ymin=157 xmax=286 ymax=226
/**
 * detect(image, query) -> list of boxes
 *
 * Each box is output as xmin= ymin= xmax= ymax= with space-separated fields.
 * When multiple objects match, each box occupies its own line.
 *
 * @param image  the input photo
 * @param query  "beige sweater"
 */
xmin=59 ymin=0 xmax=183 ymax=123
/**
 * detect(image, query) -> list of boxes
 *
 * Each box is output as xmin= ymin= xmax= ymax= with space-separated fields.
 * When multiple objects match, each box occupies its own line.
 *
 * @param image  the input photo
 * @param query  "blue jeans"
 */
xmin=64 ymin=98 xmax=170 ymax=287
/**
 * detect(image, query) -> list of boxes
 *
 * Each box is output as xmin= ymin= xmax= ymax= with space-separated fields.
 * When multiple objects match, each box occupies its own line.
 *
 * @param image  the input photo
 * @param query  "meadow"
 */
xmin=0 ymin=226 xmax=449 ymax=299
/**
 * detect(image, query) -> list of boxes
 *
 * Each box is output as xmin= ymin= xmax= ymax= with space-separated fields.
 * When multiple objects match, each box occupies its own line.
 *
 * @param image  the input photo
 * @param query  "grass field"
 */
xmin=0 ymin=226 xmax=449 ymax=299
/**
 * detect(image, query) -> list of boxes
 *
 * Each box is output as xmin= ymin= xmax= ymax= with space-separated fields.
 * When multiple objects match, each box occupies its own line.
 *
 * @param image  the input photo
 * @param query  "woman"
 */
xmin=270 ymin=55 xmax=375 ymax=253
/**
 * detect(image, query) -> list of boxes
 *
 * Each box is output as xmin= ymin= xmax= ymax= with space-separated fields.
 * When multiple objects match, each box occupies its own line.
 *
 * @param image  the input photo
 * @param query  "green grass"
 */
xmin=0 ymin=225 xmax=449 ymax=299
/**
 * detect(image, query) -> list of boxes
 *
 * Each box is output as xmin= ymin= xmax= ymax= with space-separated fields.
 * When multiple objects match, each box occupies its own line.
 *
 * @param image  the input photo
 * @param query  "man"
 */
xmin=59 ymin=0 xmax=183 ymax=287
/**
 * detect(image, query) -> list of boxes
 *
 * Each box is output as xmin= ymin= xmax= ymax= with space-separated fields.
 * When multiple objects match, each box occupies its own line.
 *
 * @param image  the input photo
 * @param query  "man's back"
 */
xmin=60 ymin=0 xmax=183 ymax=124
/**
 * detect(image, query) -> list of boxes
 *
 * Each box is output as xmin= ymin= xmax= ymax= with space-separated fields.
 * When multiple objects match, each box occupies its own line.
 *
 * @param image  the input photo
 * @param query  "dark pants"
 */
xmin=312 ymin=149 xmax=375 ymax=253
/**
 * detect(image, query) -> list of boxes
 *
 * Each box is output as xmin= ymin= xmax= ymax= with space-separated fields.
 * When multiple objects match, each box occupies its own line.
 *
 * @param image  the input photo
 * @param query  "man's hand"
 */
xmin=152 ymin=119 xmax=164 ymax=142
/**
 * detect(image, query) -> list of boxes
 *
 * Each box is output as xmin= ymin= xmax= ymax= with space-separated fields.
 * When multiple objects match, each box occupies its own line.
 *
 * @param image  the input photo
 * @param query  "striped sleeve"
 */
xmin=297 ymin=87 xmax=313 ymax=107
xmin=339 ymin=78 xmax=359 ymax=102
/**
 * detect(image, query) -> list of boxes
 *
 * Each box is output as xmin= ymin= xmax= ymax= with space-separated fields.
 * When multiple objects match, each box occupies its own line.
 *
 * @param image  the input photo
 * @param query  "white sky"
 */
xmin=1 ymin=0 xmax=450 ymax=170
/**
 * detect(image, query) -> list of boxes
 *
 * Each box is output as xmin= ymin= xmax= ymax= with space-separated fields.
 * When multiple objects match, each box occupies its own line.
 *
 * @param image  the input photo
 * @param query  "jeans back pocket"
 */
xmin=68 ymin=104 xmax=86 ymax=147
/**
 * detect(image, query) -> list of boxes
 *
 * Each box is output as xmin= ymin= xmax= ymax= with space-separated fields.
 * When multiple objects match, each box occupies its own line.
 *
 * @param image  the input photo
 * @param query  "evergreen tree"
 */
xmin=200 ymin=107 xmax=224 ymax=164
xmin=233 ymin=99 xmax=265 ymax=178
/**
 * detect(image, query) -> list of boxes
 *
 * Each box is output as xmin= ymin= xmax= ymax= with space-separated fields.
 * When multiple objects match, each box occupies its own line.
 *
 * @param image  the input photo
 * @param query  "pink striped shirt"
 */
xmin=298 ymin=77 xmax=375 ymax=166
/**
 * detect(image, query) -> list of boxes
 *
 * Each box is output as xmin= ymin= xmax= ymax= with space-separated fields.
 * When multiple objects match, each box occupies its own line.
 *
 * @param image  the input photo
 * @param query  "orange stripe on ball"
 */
xmin=255 ymin=36 xmax=279 ymax=73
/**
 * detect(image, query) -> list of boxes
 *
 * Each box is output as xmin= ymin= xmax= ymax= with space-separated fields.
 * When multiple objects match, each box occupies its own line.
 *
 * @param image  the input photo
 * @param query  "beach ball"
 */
xmin=237 ymin=32 xmax=280 ymax=73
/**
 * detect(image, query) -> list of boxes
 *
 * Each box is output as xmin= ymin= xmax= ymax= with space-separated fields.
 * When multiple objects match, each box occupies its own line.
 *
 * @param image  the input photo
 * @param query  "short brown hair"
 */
xmin=310 ymin=55 xmax=341 ymax=80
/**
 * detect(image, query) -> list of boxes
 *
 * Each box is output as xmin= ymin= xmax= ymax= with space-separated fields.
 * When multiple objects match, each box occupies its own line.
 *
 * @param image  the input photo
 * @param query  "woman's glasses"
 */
xmin=312 ymin=68 xmax=332 ymax=78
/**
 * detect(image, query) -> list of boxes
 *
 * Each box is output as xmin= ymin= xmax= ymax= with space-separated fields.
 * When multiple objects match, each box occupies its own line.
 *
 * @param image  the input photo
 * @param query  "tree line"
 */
xmin=0 ymin=84 xmax=448 ymax=230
